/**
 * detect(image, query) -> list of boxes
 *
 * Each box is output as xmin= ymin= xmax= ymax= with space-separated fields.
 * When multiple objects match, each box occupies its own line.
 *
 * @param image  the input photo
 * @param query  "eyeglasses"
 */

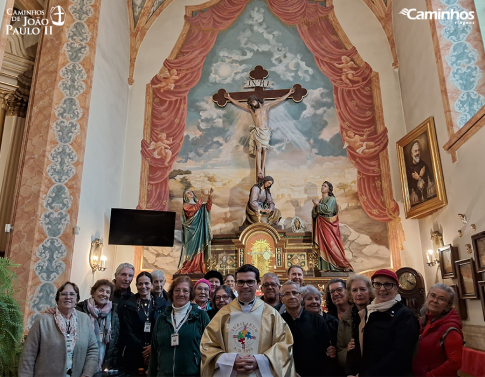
xmin=329 ymin=287 xmax=344 ymax=295
xmin=215 ymin=294 xmax=230 ymax=301
xmin=236 ymin=280 xmax=256 ymax=287
xmin=428 ymin=292 xmax=448 ymax=304
xmin=262 ymin=283 xmax=279 ymax=288
xmin=282 ymin=291 xmax=300 ymax=297
xmin=174 ymin=289 xmax=190 ymax=295
xmin=60 ymin=292 xmax=77 ymax=297
xmin=372 ymin=282 xmax=395 ymax=290
xmin=196 ymin=286 xmax=210 ymax=292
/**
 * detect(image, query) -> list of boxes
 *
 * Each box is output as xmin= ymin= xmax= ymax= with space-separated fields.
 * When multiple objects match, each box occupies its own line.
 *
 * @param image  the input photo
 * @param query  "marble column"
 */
xmin=7 ymin=0 xmax=102 ymax=329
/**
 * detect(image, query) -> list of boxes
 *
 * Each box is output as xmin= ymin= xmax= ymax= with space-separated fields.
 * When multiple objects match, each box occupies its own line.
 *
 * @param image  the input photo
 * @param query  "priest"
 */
xmin=200 ymin=264 xmax=295 ymax=377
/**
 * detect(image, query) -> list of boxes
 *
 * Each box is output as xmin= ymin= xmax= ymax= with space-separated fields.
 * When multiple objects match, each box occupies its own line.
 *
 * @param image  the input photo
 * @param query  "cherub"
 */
xmin=342 ymin=130 xmax=379 ymax=155
xmin=334 ymin=56 xmax=362 ymax=87
xmin=152 ymin=68 xmax=182 ymax=92
xmin=148 ymin=132 xmax=173 ymax=165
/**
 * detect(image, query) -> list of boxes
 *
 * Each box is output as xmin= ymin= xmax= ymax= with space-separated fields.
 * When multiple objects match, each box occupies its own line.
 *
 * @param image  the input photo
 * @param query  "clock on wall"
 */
xmin=396 ymin=267 xmax=425 ymax=316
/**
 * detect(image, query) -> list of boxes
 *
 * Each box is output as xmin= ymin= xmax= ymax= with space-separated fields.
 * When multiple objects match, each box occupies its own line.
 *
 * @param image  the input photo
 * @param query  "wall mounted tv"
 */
xmin=108 ymin=208 xmax=175 ymax=247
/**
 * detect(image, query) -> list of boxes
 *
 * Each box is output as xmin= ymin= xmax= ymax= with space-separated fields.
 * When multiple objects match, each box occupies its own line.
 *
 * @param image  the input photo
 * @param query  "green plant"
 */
xmin=0 ymin=258 xmax=23 ymax=376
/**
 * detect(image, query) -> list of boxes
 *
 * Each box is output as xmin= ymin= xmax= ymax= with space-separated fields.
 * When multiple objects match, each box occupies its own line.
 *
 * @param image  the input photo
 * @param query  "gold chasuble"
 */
xmin=200 ymin=299 xmax=295 ymax=377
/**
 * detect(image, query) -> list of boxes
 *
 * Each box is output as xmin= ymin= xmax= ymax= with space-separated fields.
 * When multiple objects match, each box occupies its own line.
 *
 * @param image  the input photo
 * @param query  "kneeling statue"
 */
xmin=244 ymin=176 xmax=281 ymax=226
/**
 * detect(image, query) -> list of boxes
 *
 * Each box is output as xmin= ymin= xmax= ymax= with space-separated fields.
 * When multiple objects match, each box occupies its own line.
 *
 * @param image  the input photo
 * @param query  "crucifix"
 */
xmin=212 ymin=66 xmax=307 ymax=181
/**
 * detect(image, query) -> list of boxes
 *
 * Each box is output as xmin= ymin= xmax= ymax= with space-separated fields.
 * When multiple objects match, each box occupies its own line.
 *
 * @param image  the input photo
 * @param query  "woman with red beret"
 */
xmin=356 ymin=269 xmax=420 ymax=377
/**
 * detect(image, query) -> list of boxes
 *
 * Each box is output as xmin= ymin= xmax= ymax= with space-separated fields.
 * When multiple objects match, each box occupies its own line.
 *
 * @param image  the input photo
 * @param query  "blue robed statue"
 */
xmin=176 ymin=188 xmax=213 ymax=274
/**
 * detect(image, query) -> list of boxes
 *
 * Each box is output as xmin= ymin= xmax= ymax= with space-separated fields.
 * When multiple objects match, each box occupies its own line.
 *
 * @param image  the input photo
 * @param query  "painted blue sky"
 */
xmin=178 ymin=0 xmax=345 ymax=168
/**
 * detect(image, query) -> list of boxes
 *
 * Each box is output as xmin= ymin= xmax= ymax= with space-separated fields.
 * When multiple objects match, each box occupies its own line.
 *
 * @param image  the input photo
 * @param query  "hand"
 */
xmin=312 ymin=198 xmax=319 ymax=206
xmin=412 ymin=172 xmax=420 ymax=181
xmin=326 ymin=345 xmax=336 ymax=358
xmin=43 ymin=307 xmax=56 ymax=315
xmin=234 ymin=355 xmax=258 ymax=373
xmin=142 ymin=345 xmax=151 ymax=358
xmin=420 ymin=166 xmax=425 ymax=177
xmin=224 ymin=92 xmax=231 ymax=99
xmin=347 ymin=338 xmax=355 ymax=352
xmin=289 ymin=86 xmax=296 ymax=94
xmin=209 ymin=187 xmax=214 ymax=197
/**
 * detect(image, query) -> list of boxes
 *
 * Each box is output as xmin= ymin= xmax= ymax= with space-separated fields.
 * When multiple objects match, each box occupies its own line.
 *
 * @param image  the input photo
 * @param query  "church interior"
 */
xmin=1 ymin=0 xmax=485 ymax=374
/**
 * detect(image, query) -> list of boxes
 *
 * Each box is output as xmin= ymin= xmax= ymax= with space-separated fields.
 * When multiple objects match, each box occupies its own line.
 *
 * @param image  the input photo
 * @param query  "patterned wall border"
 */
xmin=8 ymin=0 xmax=101 ymax=329
xmin=426 ymin=0 xmax=485 ymax=162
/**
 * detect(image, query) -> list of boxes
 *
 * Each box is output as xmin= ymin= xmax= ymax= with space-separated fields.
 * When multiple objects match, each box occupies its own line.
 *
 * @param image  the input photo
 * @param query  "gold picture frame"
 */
xmin=396 ymin=117 xmax=447 ymax=219
xmin=438 ymin=244 xmax=459 ymax=279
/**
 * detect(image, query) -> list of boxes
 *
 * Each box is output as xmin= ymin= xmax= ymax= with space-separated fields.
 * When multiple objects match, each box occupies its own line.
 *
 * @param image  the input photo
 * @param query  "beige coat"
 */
xmin=336 ymin=306 xmax=353 ymax=367
xmin=18 ymin=312 xmax=98 ymax=377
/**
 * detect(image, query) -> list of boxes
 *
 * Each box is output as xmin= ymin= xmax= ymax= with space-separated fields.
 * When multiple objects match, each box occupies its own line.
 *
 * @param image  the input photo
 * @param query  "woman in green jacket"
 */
xmin=148 ymin=275 xmax=210 ymax=377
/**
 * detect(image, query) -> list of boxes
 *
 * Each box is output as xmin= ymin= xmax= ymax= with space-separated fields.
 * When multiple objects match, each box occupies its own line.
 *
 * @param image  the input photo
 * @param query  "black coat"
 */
xmin=119 ymin=294 xmax=168 ymax=375
xmin=282 ymin=309 xmax=341 ymax=377
xmin=360 ymin=302 xmax=419 ymax=377
xmin=75 ymin=300 xmax=120 ymax=370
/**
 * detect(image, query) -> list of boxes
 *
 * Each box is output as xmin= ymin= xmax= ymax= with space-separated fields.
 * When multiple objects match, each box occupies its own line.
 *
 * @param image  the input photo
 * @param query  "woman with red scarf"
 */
xmin=413 ymin=283 xmax=463 ymax=376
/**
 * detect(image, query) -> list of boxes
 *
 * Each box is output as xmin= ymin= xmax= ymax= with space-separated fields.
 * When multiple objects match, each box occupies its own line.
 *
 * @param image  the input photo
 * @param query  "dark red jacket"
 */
xmin=413 ymin=309 xmax=463 ymax=377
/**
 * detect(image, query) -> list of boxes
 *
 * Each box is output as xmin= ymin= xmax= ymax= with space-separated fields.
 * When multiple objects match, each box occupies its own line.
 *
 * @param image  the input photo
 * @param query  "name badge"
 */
xmin=144 ymin=321 xmax=151 ymax=333
xmin=171 ymin=333 xmax=179 ymax=347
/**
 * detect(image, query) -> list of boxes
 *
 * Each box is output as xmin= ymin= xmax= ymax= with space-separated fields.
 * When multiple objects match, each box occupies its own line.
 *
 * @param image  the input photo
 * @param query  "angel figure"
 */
xmin=342 ymin=130 xmax=380 ymax=155
xmin=148 ymin=132 xmax=173 ymax=165
xmin=152 ymin=68 xmax=182 ymax=92
xmin=334 ymin=56 xmax=362 ymax=87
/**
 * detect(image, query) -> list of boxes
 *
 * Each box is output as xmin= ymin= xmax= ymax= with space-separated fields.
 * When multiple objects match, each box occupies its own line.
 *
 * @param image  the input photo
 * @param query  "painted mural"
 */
xmin=143 ymin=0 xmax=391 ymax=275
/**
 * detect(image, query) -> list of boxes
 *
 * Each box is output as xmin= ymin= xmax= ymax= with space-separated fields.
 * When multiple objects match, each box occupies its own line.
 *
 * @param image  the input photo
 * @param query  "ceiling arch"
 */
xmin=126 ymin=0 xmax=398 ymax=85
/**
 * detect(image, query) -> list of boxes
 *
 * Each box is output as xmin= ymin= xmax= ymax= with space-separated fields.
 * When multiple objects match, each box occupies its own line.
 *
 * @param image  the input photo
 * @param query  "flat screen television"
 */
xmin=108 ymin=208 xmax=175 ymax=247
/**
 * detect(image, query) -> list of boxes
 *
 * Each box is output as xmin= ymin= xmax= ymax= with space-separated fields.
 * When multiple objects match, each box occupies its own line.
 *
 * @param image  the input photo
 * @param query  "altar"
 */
xmin=173 ymin=222 xmax=349 ymax=294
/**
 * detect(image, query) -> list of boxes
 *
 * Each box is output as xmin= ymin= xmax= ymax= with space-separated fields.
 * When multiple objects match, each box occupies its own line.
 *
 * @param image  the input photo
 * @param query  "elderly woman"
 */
xmin=19 ymin=282 xmax=98 ymax=377
xmin=119 ymin=271 xmax=167 ymax=375
xmin=325 ymin=278 xmax=351 ymax=319
xmin=207 ymin=285 xmax=235 ymax=319
xmin=301 ymin=284 xmax=324 ymax=315
xmin=193 ymin=278 xmax=212 ymax=311
xmin=224 ymin=273 xmax=238 ymax=297
xmin=151 ymin=270 xmax=168 ymax=299
xmin=336 ymin=274 xmax=374 ymax=374
xmin=413 ymin=283 xmax=463 ymax=377
xmin=148 ymin=276 xmax=210 ymax=377
xmin=75 ymin=279 xmax=119 ymax=372
xmin=176 ymin=188 xmax=213 ymax=274
xmin=358 ymin=269 xmax=419 ymax=376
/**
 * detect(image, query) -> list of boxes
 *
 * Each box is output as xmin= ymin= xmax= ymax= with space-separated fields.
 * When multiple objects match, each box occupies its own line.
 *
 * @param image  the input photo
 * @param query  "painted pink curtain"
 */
xmin=140 ymin=0 xmax=400 ymax=224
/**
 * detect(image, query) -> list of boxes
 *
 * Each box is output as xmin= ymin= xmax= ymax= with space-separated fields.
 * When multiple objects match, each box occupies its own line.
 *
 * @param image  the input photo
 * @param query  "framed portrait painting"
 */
xmin=471 ymin=231 xmax=485 ymax=273
xmin=438 ymin=244 xmax=459 ymax=279
xmin=396 ymin=117 xmax=447 ymax=219
xmin=456 ymin=258 xmax=479 ymax=299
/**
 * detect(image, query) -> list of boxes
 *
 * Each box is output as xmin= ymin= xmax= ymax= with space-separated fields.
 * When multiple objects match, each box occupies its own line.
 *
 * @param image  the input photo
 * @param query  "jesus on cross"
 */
xmin=224 ymin=88 xmax=295 ymax=180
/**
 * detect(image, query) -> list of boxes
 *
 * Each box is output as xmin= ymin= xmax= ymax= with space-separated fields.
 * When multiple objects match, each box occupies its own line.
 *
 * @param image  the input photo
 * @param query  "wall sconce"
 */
xmin=426 ymin=249 xmax=439 ymax=267
xmin=89 ymin=239 xmax=106 ymax=272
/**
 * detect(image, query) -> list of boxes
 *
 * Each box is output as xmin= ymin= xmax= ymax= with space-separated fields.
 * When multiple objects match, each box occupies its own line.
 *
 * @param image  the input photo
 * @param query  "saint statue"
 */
xmin=244 ymin=176 xmax=281 ymax=226
xmin=176 ymin=188 xmax=213 ymax=274
xmin=312 ymin=181 xmax=353 ymax=272
xmin=224 ymin=87 xmax=295 ymax=180
xmin=291 ymin=216 xmax=306 ymax=233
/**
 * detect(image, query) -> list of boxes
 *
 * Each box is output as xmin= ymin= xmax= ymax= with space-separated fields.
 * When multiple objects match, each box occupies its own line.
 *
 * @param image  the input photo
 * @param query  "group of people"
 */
xmin=18 ymin=263 xmax=464 ymax=377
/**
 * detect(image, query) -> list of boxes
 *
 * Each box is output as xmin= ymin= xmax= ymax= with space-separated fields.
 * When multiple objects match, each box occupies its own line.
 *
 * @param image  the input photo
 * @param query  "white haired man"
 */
xmin=112 ymin=262 xmax=135 ymax=306
xmin=151 ymin=269 xmax=170 ymax=305
xmin=280 ymin=281 xmax=340 ymax=377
